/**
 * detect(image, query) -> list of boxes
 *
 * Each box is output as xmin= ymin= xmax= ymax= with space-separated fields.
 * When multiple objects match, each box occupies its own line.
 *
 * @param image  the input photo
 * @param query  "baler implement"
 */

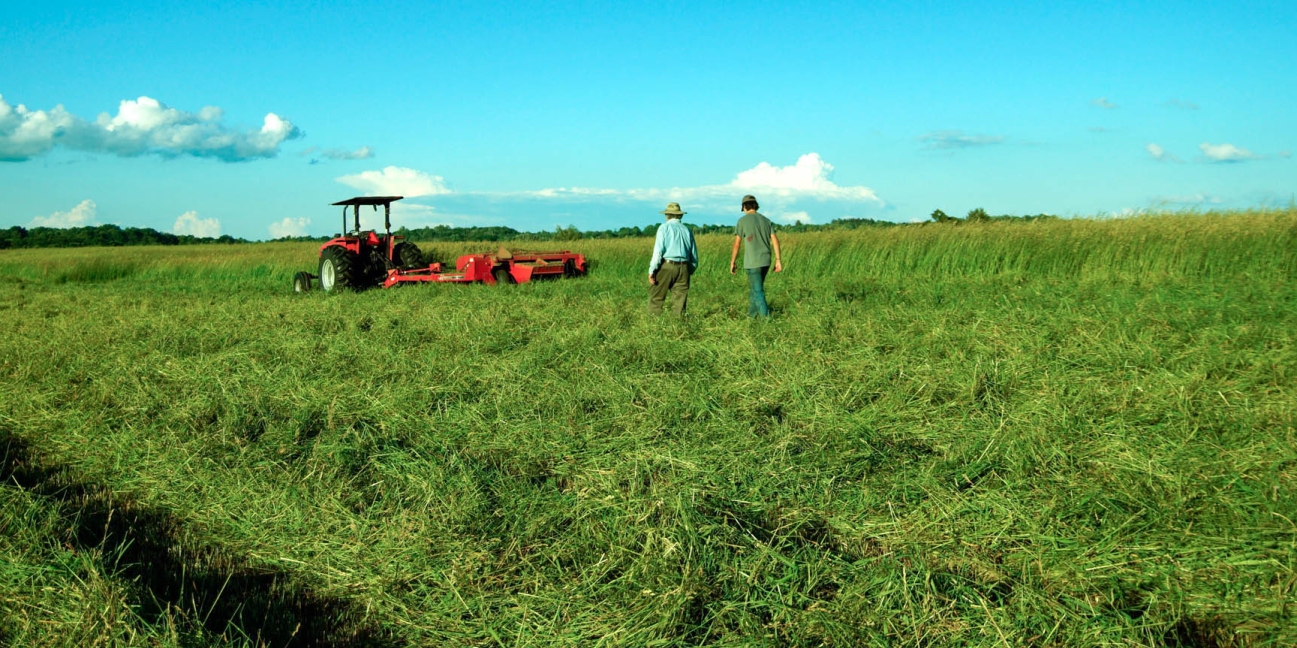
xmin=292 ymin=196 xmax=587 ymax=292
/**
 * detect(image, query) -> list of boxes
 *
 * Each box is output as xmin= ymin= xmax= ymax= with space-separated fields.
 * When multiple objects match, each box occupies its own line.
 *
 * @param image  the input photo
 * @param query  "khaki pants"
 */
xmin=648 ymin=262 xmax=691 ymax=315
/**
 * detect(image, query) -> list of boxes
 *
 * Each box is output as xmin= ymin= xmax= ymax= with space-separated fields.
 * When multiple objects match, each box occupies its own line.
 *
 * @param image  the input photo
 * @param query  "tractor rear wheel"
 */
xmin=319 ymin=246 xmax=362 ymax=292
xmin=292 ymin=271 xmax=312 ymax=293
xmin=393 ymin=242 xmax=425 ymax=269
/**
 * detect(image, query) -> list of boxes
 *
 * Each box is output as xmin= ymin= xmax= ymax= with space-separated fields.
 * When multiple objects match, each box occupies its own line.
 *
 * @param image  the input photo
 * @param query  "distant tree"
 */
xmin=930 ymin=209 xmax=950 ymax=223
xmin=966 ymin=207 xmax=990 ymax=222
xmin=554 ymin=225 xmax=583 ymax=241
xmin=829 ymin=217 xmax=895 ymax=230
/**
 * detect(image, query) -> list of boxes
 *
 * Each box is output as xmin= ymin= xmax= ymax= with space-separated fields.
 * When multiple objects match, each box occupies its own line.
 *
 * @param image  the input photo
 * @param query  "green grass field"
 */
xmin=2 ymin=209 xmax=1295 ymax=646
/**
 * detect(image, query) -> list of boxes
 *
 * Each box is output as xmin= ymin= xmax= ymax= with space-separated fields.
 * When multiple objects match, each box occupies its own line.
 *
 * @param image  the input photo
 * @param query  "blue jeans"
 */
xmin=746 ymin=266 xmax=770 ymax=317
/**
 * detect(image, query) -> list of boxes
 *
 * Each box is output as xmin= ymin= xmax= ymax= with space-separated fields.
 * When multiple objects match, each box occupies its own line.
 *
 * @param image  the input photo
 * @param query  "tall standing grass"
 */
xmin=0 ymin=208 xmax=1293 ymax=646
xmin=2 ymin=208 xmax=1289 ymax=287
xmin=786 ymin=209 xmax=1296 ymax=281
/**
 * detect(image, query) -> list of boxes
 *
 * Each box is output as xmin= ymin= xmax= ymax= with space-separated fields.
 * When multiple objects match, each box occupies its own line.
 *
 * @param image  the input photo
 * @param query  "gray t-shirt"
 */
xmin=734 ymin=212 xmax=774 ymax=269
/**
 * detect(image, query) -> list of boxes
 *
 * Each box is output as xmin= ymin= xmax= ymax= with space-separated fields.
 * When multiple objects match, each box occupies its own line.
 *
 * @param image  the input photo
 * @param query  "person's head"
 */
xmin=741 ymin=194 xmax=759 ymax=212
xmin=661 ymin=202 xmax=686 ymax=220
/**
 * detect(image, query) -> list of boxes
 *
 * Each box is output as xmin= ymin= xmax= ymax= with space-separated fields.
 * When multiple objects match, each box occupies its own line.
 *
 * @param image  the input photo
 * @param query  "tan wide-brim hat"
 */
xmin=661 ymin=202 xmax=687 ymax=215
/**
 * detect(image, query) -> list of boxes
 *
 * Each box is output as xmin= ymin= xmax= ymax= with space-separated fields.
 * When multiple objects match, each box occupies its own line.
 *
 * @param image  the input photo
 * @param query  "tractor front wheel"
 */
xmin=292 ymin=271 xmax=313 ymax=293
xmin=319 ymin=246 xmax=362 ymax=292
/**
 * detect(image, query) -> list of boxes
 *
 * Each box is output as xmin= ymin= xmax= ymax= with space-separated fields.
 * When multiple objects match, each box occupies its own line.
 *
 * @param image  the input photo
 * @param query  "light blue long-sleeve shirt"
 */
xmin=648 ymin=219 xmax=698 ymax=275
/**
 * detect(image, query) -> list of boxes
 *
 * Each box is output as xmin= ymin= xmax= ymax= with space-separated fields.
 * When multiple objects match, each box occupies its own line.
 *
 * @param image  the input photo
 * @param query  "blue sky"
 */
xmin=2 ymin=0 xmax=1294 ymax=239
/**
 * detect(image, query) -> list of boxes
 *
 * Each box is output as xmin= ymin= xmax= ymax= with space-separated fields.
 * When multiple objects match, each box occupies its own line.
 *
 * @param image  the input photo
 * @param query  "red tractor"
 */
xmin=293 ymin=196 xmax=587 ymax=292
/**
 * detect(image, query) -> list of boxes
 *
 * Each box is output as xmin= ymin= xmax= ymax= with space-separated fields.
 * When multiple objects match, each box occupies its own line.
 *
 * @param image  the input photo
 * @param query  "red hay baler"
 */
xmin=292 ymin=196 xmax=587 ymax=293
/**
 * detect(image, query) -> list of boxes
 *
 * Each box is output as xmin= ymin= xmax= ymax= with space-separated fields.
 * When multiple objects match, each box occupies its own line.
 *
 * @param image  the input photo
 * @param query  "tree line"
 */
xmin=929 ymin=208 xmax=1058 ymax=224
xmin=0 ymin=224 xmax=244 ymax=249
xmin=0 ymin=211 xmax=1052 ymax=249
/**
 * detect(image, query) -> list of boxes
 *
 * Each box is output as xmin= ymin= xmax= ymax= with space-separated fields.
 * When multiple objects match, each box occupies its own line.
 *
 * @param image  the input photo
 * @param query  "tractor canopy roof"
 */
xmin=331 ymin=196 xmax=404 ymax=206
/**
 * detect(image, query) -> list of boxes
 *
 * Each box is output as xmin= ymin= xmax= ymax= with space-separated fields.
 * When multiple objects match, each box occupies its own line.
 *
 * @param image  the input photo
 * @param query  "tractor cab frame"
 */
xmin=330 ymin=195 xmax=415 ymax=267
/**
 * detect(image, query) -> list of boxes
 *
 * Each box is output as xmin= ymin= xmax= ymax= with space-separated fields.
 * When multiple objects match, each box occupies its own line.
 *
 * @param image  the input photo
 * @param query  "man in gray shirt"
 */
xmin=729 ymin=194 xmax=783 ymax=317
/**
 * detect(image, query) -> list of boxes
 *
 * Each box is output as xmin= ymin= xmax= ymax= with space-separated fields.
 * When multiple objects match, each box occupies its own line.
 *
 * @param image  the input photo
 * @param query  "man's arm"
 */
xmin=770 ymin=232 xmax=783 ymax=272
xmin=687 ymin=230 xmax=699 ymax=273
xmin=649 ymin=228 xmax=666 ymax=284
xmin=730 ymin=236 xmax=741 ymax=274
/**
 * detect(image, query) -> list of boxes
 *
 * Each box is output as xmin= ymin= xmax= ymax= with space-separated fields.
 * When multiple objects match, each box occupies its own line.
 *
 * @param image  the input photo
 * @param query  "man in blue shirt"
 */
xmin=648 ymin=202 xmax=699 ymax=315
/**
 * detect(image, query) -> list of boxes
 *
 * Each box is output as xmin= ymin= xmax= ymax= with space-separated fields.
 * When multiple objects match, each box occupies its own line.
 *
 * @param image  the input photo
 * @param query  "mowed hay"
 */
xmin=0 ymin=209 xmax=1294 ymax=646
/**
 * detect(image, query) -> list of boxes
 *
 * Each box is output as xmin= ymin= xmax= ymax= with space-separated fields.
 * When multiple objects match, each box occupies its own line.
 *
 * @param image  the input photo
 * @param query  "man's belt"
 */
xmin=662 ymin=259 xmax=688 ymax=264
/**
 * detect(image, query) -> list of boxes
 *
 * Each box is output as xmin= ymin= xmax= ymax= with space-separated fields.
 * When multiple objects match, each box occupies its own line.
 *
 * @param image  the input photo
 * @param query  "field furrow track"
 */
xmin=1 ymin=430 xmax=396 ymax=646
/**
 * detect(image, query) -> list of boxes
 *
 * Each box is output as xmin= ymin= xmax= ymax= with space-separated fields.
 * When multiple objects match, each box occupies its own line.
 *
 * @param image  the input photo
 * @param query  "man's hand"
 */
xmin=730 ymin=261 xmax=737 ymax=275
xmin=774 ymin=259 xmax=783 ymax=273
xmin=649 ymin=275 xmax=657 ymax=286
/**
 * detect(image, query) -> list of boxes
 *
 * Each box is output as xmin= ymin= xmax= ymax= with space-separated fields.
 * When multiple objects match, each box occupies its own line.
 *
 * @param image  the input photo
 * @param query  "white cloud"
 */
xmin=1091 ymin=97 xmax=1118 ymax=109
xmin=0 ymin=94 xmax=301 ymax=162
xmin=393 ymin=202 xmax=435 ymax=219
xmin=335 ymin=154 xmax=885 ymax=229
xmin=321 ymin=145 xmax=373 ymax=160
xmin=336 ymin=166 xmax=450 ymax=197
xmin=1154 ymin=193 xmax=1222 ymax=205
xmin=514 ymin=153 xmax=882 ymax=205
xmin=306 ymin=145 xmax=375 ymax=163
xmin=730 ymin=153 xmax=878 ymax=201
xmin=734 ymin=156 xmax=831 ymax=191
xmin=269 ymin=217 xmax=310 ymax=239
xmin=172 ymin=211 xmax=221 ymax=238
xmin=772 ymin=210 xmax=812 ymax=225
xmin=1164 ymin=98 xmax=1200 ymax=110
xmin=29 ymin=199 xmax=97 ymax=228
xmin=1200 ymin=142 xmax=1257 ymax=162
xmin=531 ymin=187 xmax=624 ymax=198
xmin=0 ymin=98 xmax=77 ymax=161
xmin=919 ymin=130 xmax=1006 ymax=149
xmin=1102 ymin=207 xmax=1148 ymax=219
xmin=354 ymin=202 xmax=442 ymax=230
xmin=1146 ymin=143 xmax=1178 ymax=162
